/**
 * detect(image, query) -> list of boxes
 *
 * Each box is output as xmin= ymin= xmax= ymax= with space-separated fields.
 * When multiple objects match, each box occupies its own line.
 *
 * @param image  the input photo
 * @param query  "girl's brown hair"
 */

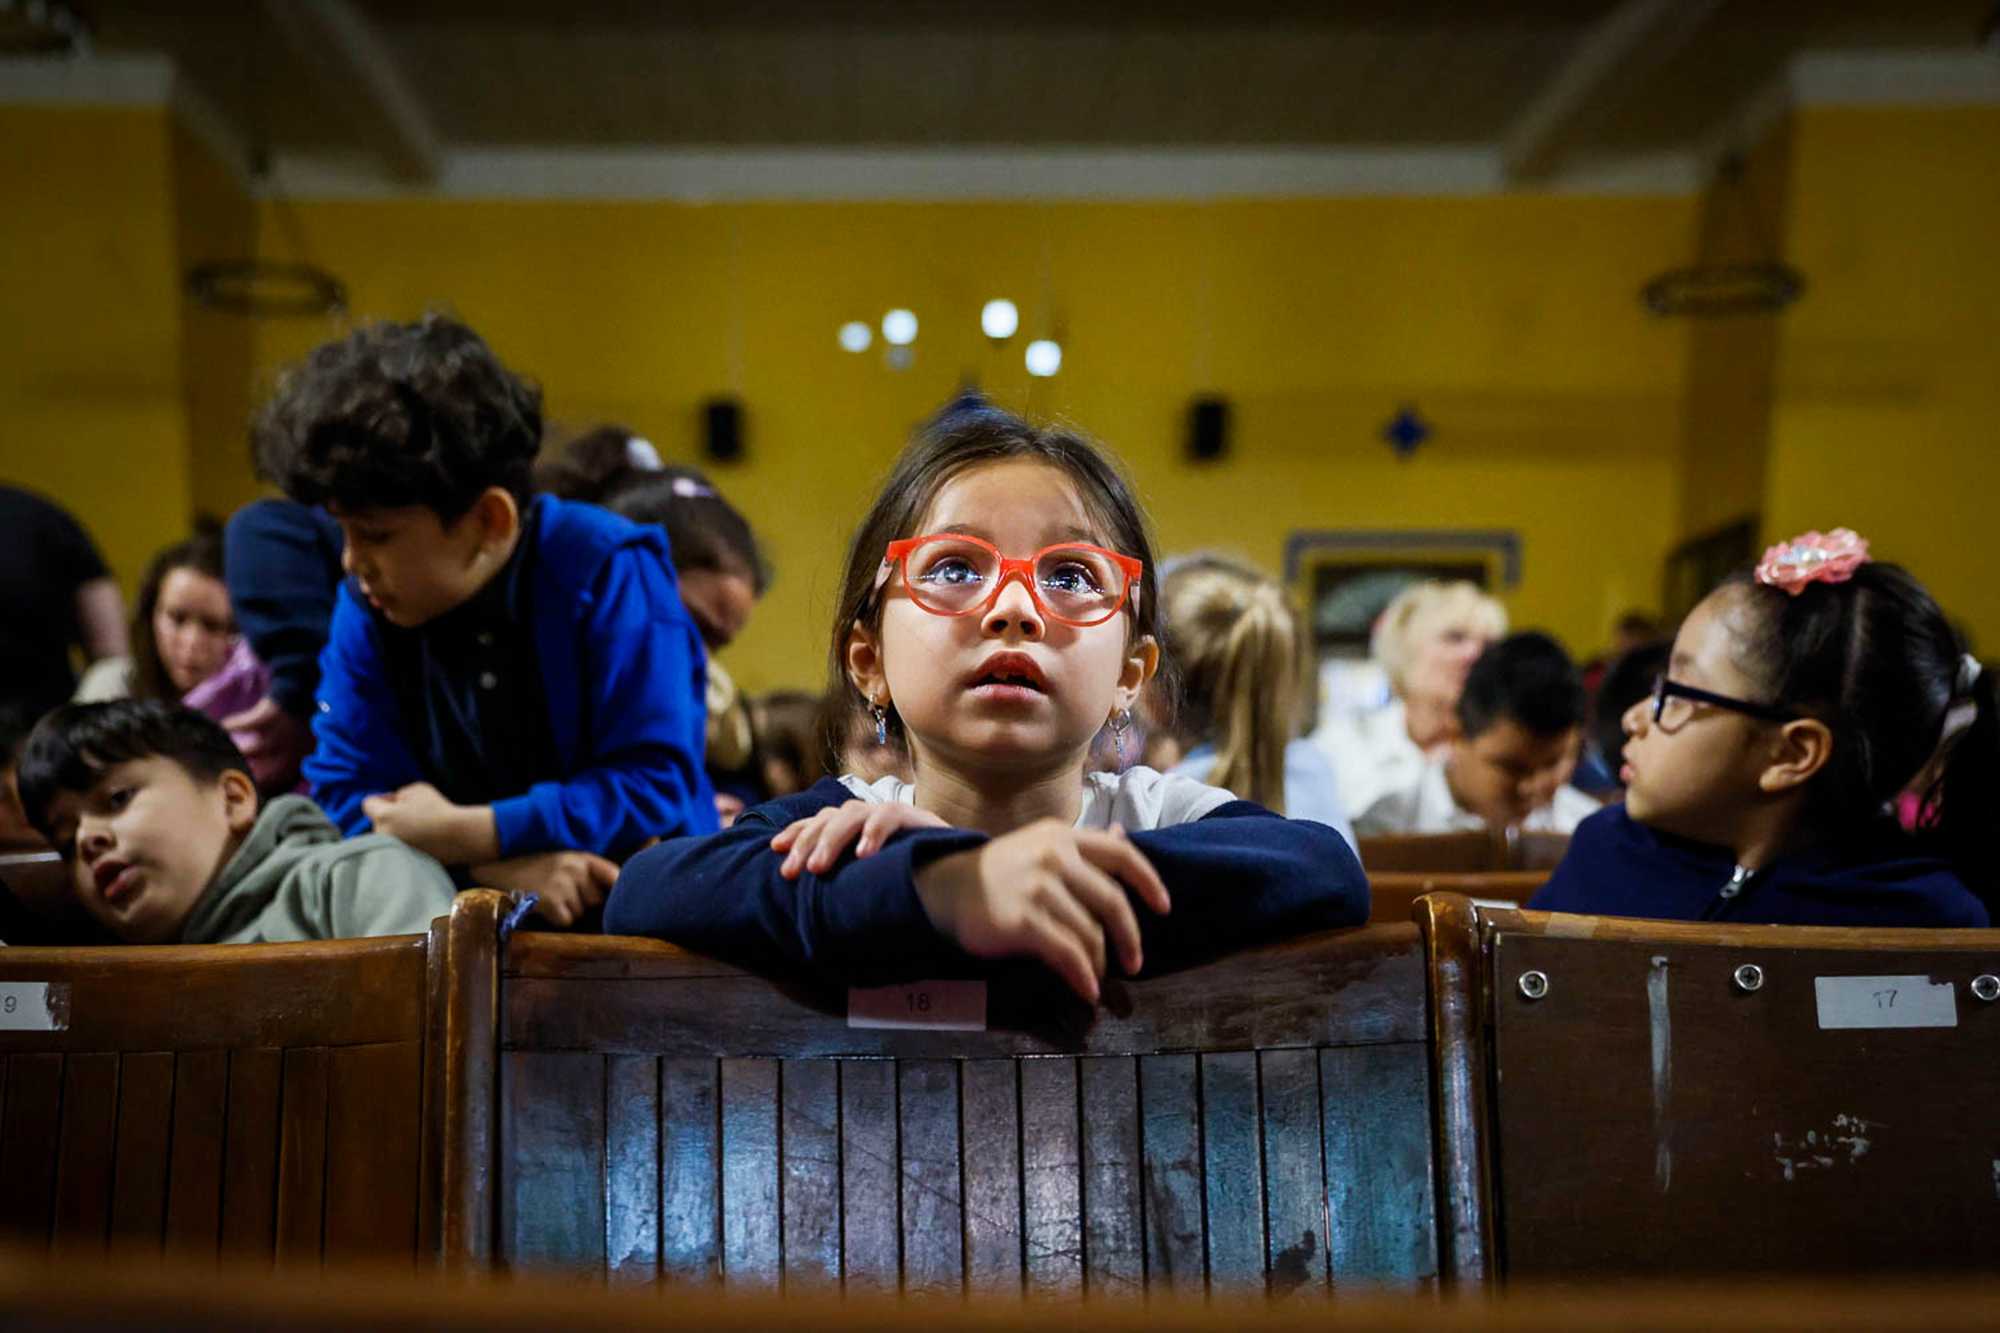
xmin=130 ymin=524 xmax=228 ymax=703
xmin=1160 ymin=555 xmax=1302 ymax=811
xmin=826 ymin=404 xmax=1164 ymax=747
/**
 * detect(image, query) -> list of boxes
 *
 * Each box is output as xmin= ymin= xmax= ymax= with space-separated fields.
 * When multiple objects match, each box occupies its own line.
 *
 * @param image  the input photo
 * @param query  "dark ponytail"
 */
xmin=1932 ymin=665 xmax=1999 ymax=901
xmin=1726 ymin=561 xmax=1991 ymax=902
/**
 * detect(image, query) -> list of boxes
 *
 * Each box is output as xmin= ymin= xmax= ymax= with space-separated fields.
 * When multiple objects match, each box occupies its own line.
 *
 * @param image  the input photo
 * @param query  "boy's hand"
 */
xmin=770 ymin=800 xmax=948 ymax=879
xmin=912 ymin=820 xmax=1171 ymax=1005
xmin=362 ymin=783 xmax=499 ymax=865
xmin=474 ymin=851 xmax=618 ymax=928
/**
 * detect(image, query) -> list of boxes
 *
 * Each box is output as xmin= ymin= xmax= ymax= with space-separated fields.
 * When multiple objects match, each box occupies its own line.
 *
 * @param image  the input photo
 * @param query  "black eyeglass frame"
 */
xmin=1650 ymin=674 xmax=1798 ymax=725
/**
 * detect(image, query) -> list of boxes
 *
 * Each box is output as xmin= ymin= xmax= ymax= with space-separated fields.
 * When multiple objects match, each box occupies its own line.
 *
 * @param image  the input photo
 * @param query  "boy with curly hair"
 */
xmin=257 ymin=315 xmax=718 ymax=924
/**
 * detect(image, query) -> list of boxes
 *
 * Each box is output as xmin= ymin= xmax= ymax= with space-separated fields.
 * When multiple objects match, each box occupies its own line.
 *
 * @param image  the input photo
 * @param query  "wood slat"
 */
xmin=718 ymin=1058 xmax=780 ymax=1286
xmin=498 ymin=1051 xmax=604 ymax=1274
xmin=1080 ymin=1057 xmax=1143 ymax=1298
xmin=837 ymin=1059 xmax=898 ymax=1293
xmin=274 ymin=1047 xmax=328 ymax=1265
xmin=51 ymin=1053 xmax=118 ymax=1254
xmin=959 ymin=1058 xmax=1022 ymax=1292
xmin=164 ymin=1049 xmax=229 ymax=1258
xmin=1320 ymin=1043 xmax=1437 ymax=1288
xmin=659 ymin=1056 xmax=720 ymax=1284
xmin=218 ymin=1049 xmax=282 ymax=1261
xmin=324 ymin=1042 xmax=422 ymax=1265
xmin=1137 ymin=1055 xmax=1203 ymax=1295
xmin=0 ymin=1053 xmax=64 ymax=1246
xmin=1259 ymin=1048 xmax=1329 ymax=1295
xmin=780 ymin=1059 xmax=840 ymax=1290
xmin=897 ymin=1060 xmax=962 ymax=1295
xmin=1200 ymin=1052 xmax=1264 ymax=1289
xmin=109 ymin=1052 xmax=175 ymax=1252
xmin=1019 ymin=1058 xmax=1082 ymax=1297
xmin=604 ymin=1055 xmax=660 ymax=1283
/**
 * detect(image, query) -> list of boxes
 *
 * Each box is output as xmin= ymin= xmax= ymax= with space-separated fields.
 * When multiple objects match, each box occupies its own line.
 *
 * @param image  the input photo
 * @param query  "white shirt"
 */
xmin=1310 ymin=698 xmax=1428 ymax=831
xmin=836 ymin=765 xmax=1237 ymax=832
xmin=1353 ymin=754 xmax=1601 ymax=837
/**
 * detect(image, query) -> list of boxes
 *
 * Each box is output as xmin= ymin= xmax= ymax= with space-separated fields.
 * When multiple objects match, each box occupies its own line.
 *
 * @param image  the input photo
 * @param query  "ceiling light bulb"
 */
xmin=881 ymin=309 xmax=919 ymax=346
xmin=980 ymin=299 xmax=1020 ymax=340
xmin=837 ymin=321 xmax=872 ymax=353
xmin=1025 ymin=339 xmax=1063 ymax=377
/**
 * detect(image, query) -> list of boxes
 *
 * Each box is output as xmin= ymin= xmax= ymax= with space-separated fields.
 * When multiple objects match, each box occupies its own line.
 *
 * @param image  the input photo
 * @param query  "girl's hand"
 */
xmin=913 ymin=820 xmax=1171 ymax=1004
xmin=771 ymin=800 xmax=949 ymax=879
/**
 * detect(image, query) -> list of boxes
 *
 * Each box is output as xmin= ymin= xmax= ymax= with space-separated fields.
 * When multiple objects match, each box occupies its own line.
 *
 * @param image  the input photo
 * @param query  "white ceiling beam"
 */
xmin=261 ymin=0 xmax=439 ymax=184
xmin=1502 ymin=0 xmax=1724 ymax=183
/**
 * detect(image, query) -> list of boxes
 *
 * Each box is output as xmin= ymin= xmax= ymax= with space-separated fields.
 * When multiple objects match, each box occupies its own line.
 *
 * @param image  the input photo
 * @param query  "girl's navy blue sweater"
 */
xmin=1531 ymin=804 xmax=1989 ymax=928
xmin=604 ymin=777 xmax=1370 ymax=985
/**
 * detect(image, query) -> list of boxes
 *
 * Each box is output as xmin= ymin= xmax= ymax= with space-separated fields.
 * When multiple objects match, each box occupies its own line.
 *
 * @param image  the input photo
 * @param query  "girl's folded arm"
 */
xmin=603 ymin=810 xmax=987 ymax=983
xmin=1125 ymin=804 xmax=1370 ymax=975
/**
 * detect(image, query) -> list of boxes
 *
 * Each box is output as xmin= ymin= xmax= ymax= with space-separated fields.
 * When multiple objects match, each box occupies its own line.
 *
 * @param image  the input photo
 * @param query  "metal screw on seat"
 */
xmin=1972 ymin=974 xmax=2000 ymax=1003
xmin=1518 ymin=970 xmax=1549 ymax=1001
xmin=1733 ymin=963 xmax=1764 ymax=994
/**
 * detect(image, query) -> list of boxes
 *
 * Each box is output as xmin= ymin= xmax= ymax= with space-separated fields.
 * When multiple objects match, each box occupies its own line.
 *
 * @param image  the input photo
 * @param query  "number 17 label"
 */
xmin=1815 ymin=975 xmax=1957 ymax=1030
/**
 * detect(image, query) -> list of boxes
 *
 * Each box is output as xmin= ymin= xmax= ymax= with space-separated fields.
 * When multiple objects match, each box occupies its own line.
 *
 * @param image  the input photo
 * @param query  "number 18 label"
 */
xmin=848 ymin=980 xmax=987 ymax=1031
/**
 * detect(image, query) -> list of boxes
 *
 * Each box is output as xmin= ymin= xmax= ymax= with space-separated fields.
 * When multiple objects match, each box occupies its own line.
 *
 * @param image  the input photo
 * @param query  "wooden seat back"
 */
xmin=0 ymin=924 xmax=445 ymax=1266
xmin=1416 ymin=894 xmax=2000 ymax=1281
xmin=1358 ymin=830 xmax=1570 ymax=875
xmin=1367 ymin=872 xmax=1546 ymax=924
xmin=450 ymin=892 xmax=1440 ymax=1294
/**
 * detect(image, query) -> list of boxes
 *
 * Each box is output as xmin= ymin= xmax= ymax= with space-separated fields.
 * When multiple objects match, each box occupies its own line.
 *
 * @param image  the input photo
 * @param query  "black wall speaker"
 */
xmin=703 ymin=398 xmax=744 ymax=463
xmin=1188 ymin=396 xmax=1230 ymax=462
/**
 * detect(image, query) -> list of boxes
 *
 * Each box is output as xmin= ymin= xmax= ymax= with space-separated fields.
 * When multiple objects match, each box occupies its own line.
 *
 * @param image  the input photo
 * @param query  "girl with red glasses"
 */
xmin=608 ymin=405 xmax=1366 ymax=1002
xmin=1532 ymin=530 xmax=1995 ymax=927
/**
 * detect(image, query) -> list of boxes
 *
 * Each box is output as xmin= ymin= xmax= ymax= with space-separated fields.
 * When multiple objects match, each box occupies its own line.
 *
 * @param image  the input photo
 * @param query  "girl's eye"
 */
xmin=104 ymin=786 xmax=137 ymax=812
xmin=1041 ymin=562 xmax=1103 ymax=594
xmin=917 ymin=558 xmax=983 ymax=586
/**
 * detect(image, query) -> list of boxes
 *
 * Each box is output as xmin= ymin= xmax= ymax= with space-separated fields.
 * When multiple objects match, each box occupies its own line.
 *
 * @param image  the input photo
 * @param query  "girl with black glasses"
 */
xmin=1532 ymin=529 xmax=1994 ymax=926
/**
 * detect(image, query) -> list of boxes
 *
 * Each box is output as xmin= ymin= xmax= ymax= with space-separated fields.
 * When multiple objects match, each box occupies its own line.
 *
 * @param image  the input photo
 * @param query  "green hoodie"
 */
xmin=178 ymin=795 xmax=457 ymax=944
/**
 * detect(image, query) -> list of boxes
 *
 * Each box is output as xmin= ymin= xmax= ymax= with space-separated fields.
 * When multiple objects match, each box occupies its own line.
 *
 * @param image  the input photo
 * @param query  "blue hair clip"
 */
xmin=498 ymin=892 xmax=539 ymax=944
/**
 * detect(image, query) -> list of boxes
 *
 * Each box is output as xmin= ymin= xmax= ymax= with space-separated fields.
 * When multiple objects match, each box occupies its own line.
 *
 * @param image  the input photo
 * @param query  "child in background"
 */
xmin=75 ymin=526 xmax=239 ymax=706
xmin=606 ymin=407 xmax=1366 ymax=1002
xmin=1354 ymin=632 xmax=1598 ymax=836
xmin=258 ymin=316 xmax=718 ymax=926
xmin=1534 ymin=530 xmax=1993 ymax=926
xmin=17 ymin=701 xmax=455 ymax=944
xmin=751 ymin=690 xmax=828 ymax=799
xmin=1157 ymin=554 xmax=1356 ymax=851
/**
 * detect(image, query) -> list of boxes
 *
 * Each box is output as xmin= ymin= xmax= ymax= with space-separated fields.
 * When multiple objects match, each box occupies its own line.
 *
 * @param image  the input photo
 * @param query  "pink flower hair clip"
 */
xmin=1756 ymin=528 xmax=1871 ymax=596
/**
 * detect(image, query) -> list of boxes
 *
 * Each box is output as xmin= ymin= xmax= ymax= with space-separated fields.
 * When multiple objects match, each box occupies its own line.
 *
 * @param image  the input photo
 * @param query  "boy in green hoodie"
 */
xmin=17 ymin=700 xmax=455 ymax=944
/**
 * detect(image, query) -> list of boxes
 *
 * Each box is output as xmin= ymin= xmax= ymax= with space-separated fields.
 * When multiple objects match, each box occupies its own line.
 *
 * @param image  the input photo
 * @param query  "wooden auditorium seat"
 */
xmin=440 ymin=890 xmax=1443 ymax=1294
xmin=1357 ymin=829 xmax=1571 ymax=876
xmin=0 ymin=920 xmax=449 ymax=1266
xmin=1415 ymin=893 xmax=2000 ymax=1282
xmin=1366 ymin=872 xmax=1547 ymax=925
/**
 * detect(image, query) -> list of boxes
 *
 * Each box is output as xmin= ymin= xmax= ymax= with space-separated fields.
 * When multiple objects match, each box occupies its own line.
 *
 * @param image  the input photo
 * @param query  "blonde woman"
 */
xmin=1311 ymin=579 xmax=1506 ymax=829
xmin=1160 ymin=555 xmax=1357 ymax=851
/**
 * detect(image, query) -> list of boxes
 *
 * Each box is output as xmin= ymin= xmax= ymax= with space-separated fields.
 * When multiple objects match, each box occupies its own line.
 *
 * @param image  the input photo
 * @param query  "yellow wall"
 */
xmin=1676 ymin=122 xmax=1792 ymax=545
xmin=0 ymin=105 xmax=192 ymax=593
xmin=245 ymin=193 xmax=1693 ymax=690
xmin=1763 ymin=105 xmax=2000 ymax=651
xmin=170 ymin=120 xmax=258 ymax=522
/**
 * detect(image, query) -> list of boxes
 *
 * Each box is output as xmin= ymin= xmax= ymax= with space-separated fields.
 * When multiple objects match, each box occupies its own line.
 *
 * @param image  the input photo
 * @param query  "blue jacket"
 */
xmin=1531 ymin=804 xmax=1990 ymax=928
xmin=603 ymin=776 xmax=1369 ymax=985
xmin=223 ymin=499 xmax=345 ymax=719
xmin=305 ymin=496 xmax=719 ymax=859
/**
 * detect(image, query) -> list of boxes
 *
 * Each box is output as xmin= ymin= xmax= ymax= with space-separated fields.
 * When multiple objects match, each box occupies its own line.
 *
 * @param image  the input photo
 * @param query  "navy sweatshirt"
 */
xmin=1531 ymin=804 xmax=1990 ymax=928
xmin=224 ymin=499 xmax=345 ymax=720
xmin=604 ymin=776 xmax=1370 ymax=986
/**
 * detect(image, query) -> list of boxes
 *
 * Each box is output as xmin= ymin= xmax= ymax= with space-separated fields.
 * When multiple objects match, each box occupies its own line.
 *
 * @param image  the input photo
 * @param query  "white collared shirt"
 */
xmin=836 ymin=765 xmax=1237 ymax=832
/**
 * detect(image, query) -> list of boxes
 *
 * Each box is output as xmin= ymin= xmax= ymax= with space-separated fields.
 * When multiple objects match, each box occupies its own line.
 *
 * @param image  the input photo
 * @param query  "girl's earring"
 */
xmin=871 ymin=703 xmax=889 ymax=747
xmin=1110 ymin=708 xmax=1133 ymax=767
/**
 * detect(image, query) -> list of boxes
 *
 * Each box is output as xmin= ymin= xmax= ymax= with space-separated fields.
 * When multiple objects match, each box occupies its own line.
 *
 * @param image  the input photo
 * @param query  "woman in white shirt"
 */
xmin=1311 ymin=579 xmax=1506 ymax=829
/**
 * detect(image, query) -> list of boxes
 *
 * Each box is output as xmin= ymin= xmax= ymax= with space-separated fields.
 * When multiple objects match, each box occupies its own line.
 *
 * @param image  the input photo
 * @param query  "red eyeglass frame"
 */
xmin=878 ymin=533 xmax=1144 ymax=627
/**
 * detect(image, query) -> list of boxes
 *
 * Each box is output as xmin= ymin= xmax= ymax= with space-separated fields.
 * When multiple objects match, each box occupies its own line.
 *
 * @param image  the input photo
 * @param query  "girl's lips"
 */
xmin=1619 ymin=762 xmax=1635 ymax=784
xmin=968 ymin=682 xmax=1047 ymax=706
